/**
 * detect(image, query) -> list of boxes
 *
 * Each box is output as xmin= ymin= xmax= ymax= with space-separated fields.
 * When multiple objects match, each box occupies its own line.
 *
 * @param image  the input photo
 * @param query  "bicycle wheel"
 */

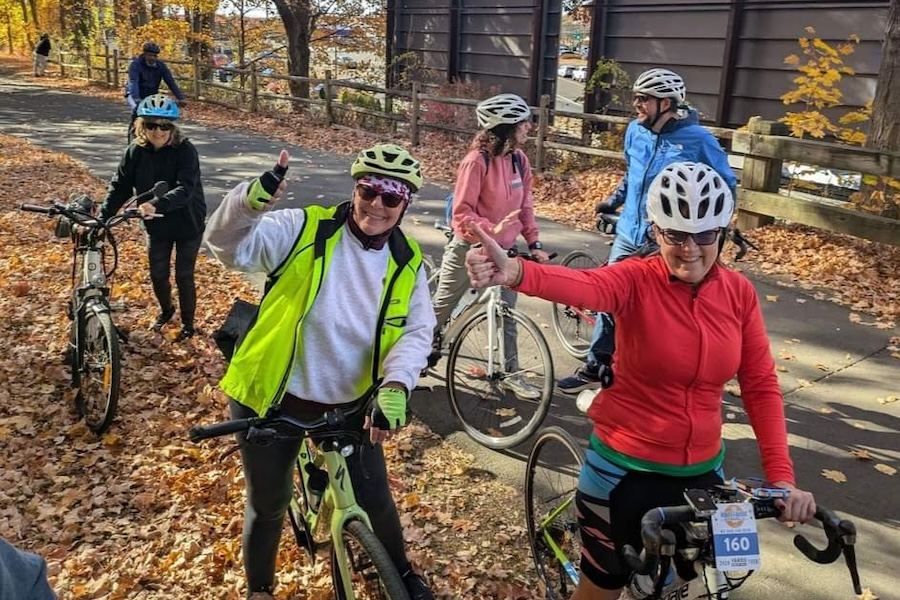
xmin=331 ymin=518 xmax=411 ymax=600
xmin=421 ymin=253 xmax=440 ymax=297
xmin=552 ymin=250 xmax=601 ymax=360
xmin=525 ymin=426 xmax=585 ymax=600
xmin=74 ymin=307 xmax=120 ymax=433
xmin=447 ymin=306 xmax=553 ymax=449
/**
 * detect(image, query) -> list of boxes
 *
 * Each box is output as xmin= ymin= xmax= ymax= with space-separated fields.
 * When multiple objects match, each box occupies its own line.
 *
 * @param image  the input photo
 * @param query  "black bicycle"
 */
xmin=21 ymin=182 xmax=167 ymax=433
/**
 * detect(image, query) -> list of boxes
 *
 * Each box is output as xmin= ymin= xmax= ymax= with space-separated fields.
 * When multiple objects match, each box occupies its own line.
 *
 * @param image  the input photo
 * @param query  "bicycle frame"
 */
xmin=536 ymin=496 xmax=580 ymax=588
xmin=442 ymin=286 xmax=509 ymax=373
xmin=292 ymin=437 xmax=374 ymax=597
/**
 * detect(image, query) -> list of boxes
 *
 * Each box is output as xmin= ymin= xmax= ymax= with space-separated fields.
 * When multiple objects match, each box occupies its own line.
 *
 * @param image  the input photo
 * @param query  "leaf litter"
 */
xmin=0 ymin=132 xmax=543 ymax=599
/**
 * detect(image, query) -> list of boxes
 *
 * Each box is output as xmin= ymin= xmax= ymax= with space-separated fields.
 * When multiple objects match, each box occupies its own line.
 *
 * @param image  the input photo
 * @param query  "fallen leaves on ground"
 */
xmin=874 ymin=464 xmax=897 ymax=476
xmin=0 ymin=132 xmax=545 ymax=599
xmin=821 ymin=469 xmax=848 ymax=483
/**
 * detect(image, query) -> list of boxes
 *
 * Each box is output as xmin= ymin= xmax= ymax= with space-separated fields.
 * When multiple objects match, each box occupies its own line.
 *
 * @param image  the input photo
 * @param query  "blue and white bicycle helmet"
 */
xmin=137 ymin=94 xmax=180 ymax=120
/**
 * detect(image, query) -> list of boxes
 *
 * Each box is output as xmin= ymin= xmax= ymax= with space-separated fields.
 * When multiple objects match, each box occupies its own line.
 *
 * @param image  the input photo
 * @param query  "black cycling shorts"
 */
xmin=576 ymin=449 xmax=724 ymax=590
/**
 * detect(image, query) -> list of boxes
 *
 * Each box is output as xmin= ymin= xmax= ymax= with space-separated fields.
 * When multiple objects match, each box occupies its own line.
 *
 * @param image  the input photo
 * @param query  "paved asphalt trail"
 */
xmin=1 ymin=71 xmax=896 ymax=598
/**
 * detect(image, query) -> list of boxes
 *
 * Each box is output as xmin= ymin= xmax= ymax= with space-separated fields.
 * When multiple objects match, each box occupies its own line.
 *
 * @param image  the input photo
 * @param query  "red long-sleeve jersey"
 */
xmin=517 ymin=255 xmax=795 ymax=484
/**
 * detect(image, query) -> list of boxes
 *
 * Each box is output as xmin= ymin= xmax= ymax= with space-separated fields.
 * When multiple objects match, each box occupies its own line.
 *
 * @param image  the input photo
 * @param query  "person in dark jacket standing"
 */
xmin=33 ymin=34 xmax=51 ymax=77
xmin=125 ymin=42 xmax=186 ymax=141
xmin=100 ymin=94 xmax=206 ymax=341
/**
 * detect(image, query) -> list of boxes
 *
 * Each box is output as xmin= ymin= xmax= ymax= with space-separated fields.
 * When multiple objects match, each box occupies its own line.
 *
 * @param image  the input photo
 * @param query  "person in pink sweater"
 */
xmin=429 ymin=93 xmax=551 ymax=399
xmin=464 ymin=162 xmax=816 ymax=600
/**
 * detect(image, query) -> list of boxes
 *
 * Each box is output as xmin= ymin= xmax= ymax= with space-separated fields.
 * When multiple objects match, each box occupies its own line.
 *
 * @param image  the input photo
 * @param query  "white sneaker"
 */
xmin=575 ymin=389 xmax=596 ymax=413
xmin=501 ymin=374 xmax=542 ymax=399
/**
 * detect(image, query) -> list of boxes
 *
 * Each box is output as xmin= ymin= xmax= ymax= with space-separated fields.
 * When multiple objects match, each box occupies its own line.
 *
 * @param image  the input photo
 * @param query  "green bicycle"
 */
xmin=524 ymin=426 xmax=864 ymax=600
xmin=189 ymin=402 xmax=411 ymax=600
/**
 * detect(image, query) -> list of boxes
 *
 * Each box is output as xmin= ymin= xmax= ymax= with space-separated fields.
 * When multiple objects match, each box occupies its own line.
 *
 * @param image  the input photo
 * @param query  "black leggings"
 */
xmin=229 ymin=399 xmax=411 ymax=595
xmin=147 ymin=235 xmax=201 ymax=329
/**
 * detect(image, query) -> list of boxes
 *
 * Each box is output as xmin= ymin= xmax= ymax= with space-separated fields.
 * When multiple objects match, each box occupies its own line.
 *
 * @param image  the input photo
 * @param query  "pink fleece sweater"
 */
xmin=450 ymin=149 xmax=540 ymax=250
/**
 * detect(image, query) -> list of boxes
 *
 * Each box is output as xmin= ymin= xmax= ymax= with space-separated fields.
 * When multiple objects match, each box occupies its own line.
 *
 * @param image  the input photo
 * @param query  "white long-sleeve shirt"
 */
xmin=204 ymin=182 xmax=436 ymax=403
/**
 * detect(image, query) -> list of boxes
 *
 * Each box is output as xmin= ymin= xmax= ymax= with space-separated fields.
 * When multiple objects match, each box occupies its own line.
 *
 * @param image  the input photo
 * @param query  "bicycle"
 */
xmin=551 ymin=220 xmax=759 ymax=360
xmin=523 ymin=427 xmax=863 ymax=600
xmin=20 ymin=182 xmax=167 ymax=433
xmin=188 ymin=400 xmax=412 ymax=600
xmin=423 ymin=222 xmax=556 ymax=450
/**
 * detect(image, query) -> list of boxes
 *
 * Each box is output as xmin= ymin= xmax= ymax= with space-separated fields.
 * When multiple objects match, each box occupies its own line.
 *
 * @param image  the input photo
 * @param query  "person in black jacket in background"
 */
xmin=100 ymin=94 xmax=206 ymax=341
xmin=33 ymin=34 xmax=51 ymax=76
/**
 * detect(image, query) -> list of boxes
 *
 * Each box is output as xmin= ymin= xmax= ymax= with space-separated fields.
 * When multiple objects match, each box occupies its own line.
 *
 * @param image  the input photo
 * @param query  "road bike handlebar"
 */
xmin=621 ymin=490 xmax=862 ymax=595
xmin=189 ymin=399 xmax=374 ymax=444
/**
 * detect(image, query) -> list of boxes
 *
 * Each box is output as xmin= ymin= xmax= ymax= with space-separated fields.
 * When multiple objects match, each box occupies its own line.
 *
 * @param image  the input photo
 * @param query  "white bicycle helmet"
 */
xmin=647 ymin=162 xmax=734 ymax=233
xmin=633 ymin=68 xmax=686 ymax=104
xmin=476 ymin=93 xmax=532 ymax=130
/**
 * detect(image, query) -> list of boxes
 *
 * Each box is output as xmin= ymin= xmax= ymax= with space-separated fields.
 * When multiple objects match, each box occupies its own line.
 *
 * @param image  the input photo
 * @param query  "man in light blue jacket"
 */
xmin=558 ymin=68 xmax=737 ymax=394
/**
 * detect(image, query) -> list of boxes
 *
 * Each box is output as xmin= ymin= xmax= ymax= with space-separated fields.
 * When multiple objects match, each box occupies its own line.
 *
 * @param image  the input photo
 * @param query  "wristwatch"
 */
xmin=528 ymin=241 xmax=543 ymax=251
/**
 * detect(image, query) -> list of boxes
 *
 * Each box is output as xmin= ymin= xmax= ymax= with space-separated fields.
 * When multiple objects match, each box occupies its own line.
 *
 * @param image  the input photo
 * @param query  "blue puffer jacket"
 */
xmin=608 ymin=109 xmax=737 ymax=247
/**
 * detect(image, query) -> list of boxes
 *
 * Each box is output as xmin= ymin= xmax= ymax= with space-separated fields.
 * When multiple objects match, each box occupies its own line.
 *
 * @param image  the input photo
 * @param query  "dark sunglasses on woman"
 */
xmin=356 ymin=184 xmax=404 ymax=208
xmin=659 ymin=228 xmax=721 ymax=246
xmin=145 ymin=122 xmax=174 ymax=131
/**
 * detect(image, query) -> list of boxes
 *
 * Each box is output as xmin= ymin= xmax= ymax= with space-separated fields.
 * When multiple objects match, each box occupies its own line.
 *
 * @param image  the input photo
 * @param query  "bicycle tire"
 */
xmin=525 ymin=426 xmax=585 ymax=600
xmin=331 ymin=518 xmax=411 ymax=600
xmin=421 ymin=253 xmax=440 ymax=297
xmin=446 ymin=306 xmax=553 ymax=449
xmin=552 ymin=250 xmax=601 ymax=360
xmin=74 ymin=308 xmax=120 ymax=433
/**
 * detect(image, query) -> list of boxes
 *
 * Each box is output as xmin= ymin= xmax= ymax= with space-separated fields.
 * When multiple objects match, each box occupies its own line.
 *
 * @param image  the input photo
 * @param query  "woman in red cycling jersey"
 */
xmin=464 ymin=161 xmax=816 ymax=600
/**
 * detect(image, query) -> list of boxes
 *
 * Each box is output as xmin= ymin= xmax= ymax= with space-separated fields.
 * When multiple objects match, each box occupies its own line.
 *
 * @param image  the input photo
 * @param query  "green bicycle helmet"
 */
xmin=350 ymin=144 xmax=423 ymax=193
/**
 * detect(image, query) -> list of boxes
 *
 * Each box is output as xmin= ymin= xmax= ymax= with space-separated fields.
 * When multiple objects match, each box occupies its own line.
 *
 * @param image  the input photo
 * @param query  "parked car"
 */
xmin=557 ymin=64 xmax=575 ymax=78
xmin=572 ymin=66 xmax=588 ymax=82
xmin=336 ymin=55 xmax=358 ymax=69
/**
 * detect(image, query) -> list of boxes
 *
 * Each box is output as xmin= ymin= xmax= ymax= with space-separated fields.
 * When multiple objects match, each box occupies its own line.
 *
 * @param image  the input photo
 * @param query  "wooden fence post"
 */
xmin=192 ymin=54 xmax=200 ymax=99
xmin=58 ymin=49 xmax=66 ymax=78
xmin=410 ymin=81 xmax=420 ymax=146
xmin=250 ymin=69 xmax=259 ymax=113
xmin=85 ymin=52 xmax=92 ymax=81
xmin=113 ymin=50 xmax=120 ymax=90
xmin=535 ymin=94 xmax=550 ymax=173
xmin=736 ymin=119 xmax=788 ymax=230
xmin=324 ymin=70 xmax=334 ymax=125
xmin=104 ymin=46 xmax=111 ymax=85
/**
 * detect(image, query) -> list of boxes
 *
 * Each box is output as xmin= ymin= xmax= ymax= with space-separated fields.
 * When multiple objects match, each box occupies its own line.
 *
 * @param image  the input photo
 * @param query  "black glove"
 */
xmin=247 ymin=161 xmax=289 ymax=210
xmin=595 ymin=199 xmax=617 ymax=214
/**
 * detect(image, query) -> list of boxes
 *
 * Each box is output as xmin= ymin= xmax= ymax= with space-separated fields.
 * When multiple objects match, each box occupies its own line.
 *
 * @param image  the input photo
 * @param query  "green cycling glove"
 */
xmin=246 ymin=162 xmax=289 ymax=211
xmin=375 ymin=387 xmax=408 ymax=430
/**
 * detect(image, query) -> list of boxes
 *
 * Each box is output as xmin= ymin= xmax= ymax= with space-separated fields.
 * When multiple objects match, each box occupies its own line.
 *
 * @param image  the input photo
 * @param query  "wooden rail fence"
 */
xmin=48 ymin=49 xmax=900 ymax=246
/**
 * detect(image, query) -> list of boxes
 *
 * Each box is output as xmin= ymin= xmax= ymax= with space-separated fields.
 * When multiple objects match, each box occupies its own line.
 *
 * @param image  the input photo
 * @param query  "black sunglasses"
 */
xmin=633 ymin=94 xmax=653 ymax=104
xmin=659 ymin=228 xmax=721 ymax=246
xmin=356 ymin=184 xmax=404 ymax=208
xmin=144 ymin=121 xmax=174 ymax=131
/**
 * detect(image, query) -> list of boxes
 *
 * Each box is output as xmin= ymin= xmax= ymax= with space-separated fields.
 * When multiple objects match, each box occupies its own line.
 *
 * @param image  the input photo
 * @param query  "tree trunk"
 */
xmin=863 ymin=0 xmax=900 ymax=218
xmin=272 ymin=0 xmax=311 ymax=107
xmin=868 ymin=0 xmax=900 ymax=151
xmin=29 ymin=0 xmax=39 ymax=29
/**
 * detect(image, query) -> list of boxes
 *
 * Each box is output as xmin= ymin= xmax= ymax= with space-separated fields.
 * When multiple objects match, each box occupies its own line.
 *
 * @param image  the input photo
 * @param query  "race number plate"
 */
xmin=711 ymin=502 xmax=761 ymax=571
